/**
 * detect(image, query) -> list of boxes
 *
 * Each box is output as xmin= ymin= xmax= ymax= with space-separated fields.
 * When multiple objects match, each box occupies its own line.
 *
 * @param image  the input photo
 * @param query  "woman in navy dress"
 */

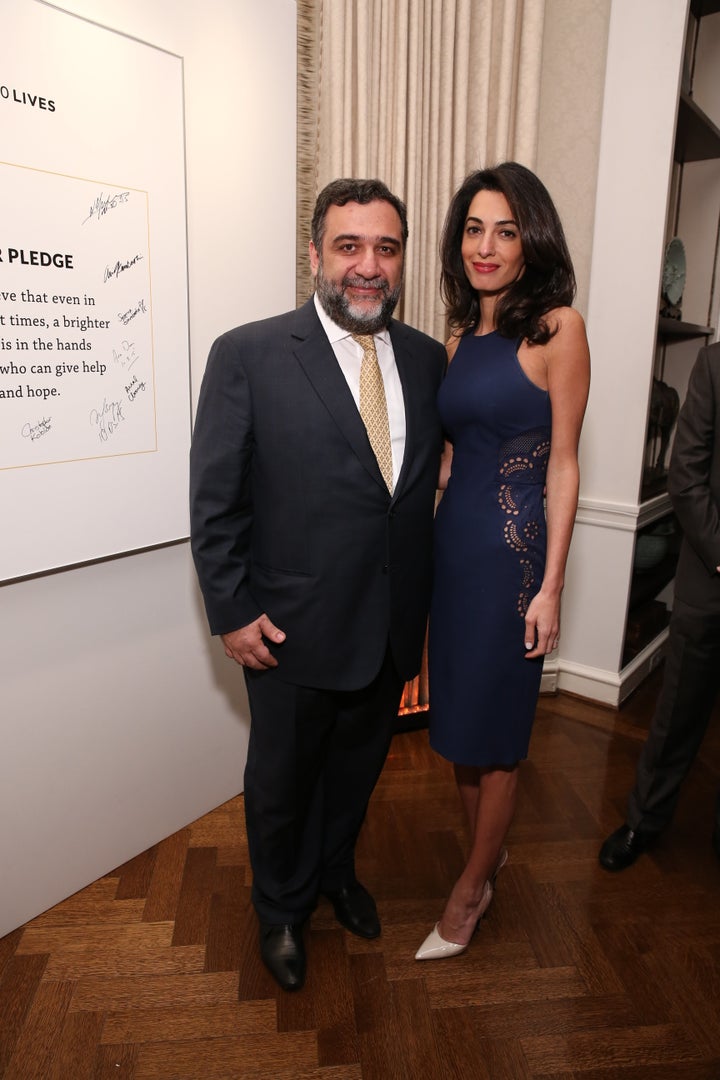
xmin=416 ymin=163 xmax=590 ymax=960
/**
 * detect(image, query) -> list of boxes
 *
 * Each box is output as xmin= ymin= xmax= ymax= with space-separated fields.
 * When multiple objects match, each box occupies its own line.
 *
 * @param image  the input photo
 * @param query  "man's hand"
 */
xmin=221 ymin=614 xmax=286 ymax=670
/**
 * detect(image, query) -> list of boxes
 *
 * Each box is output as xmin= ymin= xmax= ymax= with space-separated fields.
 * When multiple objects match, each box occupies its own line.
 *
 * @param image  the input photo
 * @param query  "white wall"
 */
xmin=558 ymin=0 xmax=690 ymax=704
xmin=0 ymin=0 xmax=296 ymax=937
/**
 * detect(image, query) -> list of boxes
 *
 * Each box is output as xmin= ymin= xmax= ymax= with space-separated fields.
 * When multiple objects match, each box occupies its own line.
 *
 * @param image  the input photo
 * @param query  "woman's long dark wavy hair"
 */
xmin=440 ymin=162 xmax=576 ymax=345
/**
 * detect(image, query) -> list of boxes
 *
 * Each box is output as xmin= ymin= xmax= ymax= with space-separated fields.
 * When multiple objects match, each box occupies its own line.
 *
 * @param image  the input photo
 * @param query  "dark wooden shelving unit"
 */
xmin=690 ymin=0 xmax=720 ymax=18
xmin=628 ymin=552 xmax=679 ymax=610
xmin=626 ymin=4 xmax=720 ymax=669
xmin=622 ymin=514 xmax=681 ymax=666
xmin=675 ymin=92 xmax=720 ymax=163
xmin=657 ymin=316 xmax=715 ymax=339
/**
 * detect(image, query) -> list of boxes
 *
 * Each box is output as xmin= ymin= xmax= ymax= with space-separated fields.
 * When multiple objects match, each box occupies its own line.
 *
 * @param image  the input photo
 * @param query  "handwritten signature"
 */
xmin=83 ymin=190 xmax=130 ymax=225
xmin=89 ymin=398 xmax=125 ymax=442
xmin=104 ymin=252 xmax=143 ymax=283
xmin=118 ymin=298 xmax=147 ymax=326
xmin=21 ymin=417 xmax=52 ymax=441
xmin=125 ymin=374 xmax=147 ymax=402
xmin=112 ymin=339 xmax=140 ymax=371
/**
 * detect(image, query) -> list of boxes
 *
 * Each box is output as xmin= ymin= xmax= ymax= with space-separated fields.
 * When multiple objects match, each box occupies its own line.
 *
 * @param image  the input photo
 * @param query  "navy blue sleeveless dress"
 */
xmin=428 ymin=331 xmax=551 ymax=767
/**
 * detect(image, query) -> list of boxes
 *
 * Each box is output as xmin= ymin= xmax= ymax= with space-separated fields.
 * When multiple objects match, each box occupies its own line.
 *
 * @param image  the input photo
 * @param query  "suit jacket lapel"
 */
xmin=291 ymin=300 xmax=388 ymax=489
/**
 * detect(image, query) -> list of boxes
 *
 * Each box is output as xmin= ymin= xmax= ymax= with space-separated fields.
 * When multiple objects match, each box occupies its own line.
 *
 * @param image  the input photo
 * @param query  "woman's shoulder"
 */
xmin=545 ymin=305 xmax=586 ymax=339
xmin=539 ymin=307 xmax=588 ymax=361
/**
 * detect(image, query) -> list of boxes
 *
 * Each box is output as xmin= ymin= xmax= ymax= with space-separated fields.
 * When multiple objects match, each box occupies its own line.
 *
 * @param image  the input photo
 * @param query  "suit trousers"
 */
xmin=628 ymin=596 xmax=720 ymax=836
xmin=242 ymin=646 xmax=403 ymax=924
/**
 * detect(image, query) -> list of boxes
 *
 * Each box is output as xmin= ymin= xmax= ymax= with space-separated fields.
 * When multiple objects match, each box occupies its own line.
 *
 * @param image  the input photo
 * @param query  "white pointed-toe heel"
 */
xmin=415 ymin=879 xmax=493 ymax=961
xmin=415 ymin=922 xmax=468 ymax=961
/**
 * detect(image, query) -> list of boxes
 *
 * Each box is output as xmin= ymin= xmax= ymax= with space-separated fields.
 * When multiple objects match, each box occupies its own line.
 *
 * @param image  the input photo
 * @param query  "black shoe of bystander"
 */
xmin=599 ymin=824 xmax=653 ymax=872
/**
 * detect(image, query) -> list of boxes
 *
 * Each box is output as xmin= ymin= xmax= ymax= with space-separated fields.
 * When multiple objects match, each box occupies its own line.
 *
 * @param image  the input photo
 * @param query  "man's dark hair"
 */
xmin=440 ymin=162 xmax=576 ymax=345
xmin=311 ymin=178 xmax=409 ymax=251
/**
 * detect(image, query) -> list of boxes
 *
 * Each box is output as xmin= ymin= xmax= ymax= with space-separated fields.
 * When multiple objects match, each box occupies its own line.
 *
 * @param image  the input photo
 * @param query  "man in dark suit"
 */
xmin=190 ymin=178 xmax=445 ymax=990
xmin=600 ymin=341 xmax=720 ymax=872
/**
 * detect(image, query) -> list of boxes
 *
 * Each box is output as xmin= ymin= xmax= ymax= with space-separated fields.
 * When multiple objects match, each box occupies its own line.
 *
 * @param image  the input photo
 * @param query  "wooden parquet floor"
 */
xmin=2 ymin=671 xmax=720 ymax=1079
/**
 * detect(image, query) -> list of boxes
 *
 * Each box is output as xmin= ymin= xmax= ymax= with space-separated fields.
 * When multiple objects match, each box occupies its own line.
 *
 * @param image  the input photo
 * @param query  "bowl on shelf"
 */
xmin=633 ymin=532 xmax=668 ymax=571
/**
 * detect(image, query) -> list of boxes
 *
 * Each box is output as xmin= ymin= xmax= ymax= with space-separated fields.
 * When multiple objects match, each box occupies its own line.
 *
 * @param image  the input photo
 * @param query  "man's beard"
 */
xmin=316 ymin=265 xmax=402 ymax=334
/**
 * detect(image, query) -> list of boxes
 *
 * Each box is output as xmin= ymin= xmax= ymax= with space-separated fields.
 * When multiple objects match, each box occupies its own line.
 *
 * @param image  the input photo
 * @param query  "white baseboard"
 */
xmin=553 ymin=629 xmax=669 ymax=707
xmin=555 ymin=662 xmax=621 ymax=705
xmin=540 ymin=659 xmax=558 ymax=695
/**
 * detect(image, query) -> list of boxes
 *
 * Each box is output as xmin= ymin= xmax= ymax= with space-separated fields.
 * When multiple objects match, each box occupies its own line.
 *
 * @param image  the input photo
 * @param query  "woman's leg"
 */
xmin=454 ymin=763 xmax=481 ymax=837
xmin=438 ymin=764 xmax=518 ymax=945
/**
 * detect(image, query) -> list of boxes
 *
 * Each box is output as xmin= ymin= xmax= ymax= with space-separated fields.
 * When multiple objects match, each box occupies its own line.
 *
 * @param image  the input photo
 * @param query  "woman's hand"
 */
xmin=523 ymin=588 xmax=561 ymax=658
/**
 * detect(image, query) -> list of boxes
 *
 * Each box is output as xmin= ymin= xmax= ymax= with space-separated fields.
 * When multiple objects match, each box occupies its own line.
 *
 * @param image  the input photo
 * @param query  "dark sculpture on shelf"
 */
xmin=643 ymin=377 xmax=680 ymax=497
xmin=660 ymin=237 xmax=686 ymax=320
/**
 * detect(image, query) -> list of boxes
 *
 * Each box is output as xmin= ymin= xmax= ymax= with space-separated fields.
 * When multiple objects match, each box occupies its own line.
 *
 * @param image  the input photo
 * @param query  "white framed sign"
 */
xmin=0 ymin=0 xmax=190 ymax=579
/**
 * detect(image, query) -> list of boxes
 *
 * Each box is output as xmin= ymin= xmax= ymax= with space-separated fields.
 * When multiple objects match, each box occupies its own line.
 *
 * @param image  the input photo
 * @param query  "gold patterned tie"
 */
xmin=352 ymin=333 xmax=394 ymax=493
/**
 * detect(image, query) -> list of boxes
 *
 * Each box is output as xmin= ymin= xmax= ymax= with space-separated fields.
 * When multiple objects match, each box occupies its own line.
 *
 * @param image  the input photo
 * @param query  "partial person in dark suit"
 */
xmin=190 ymin=178 xmax=446 ymax=990
xmin=600 ymin=341 xmax=720 ymax=871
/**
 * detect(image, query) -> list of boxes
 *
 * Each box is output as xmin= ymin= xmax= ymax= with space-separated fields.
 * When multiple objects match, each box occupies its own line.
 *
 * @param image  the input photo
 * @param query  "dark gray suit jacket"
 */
xmin=668 ymin=340 xmax=720 ymax=612
xmin=190 ymin=298 xmax=446 ymax=690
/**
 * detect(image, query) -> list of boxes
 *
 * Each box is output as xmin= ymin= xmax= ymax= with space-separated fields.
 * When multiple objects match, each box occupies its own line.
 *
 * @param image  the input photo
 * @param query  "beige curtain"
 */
xmin=297 ymin=1 xmax=546 ymax=713
xmin=297 ymin=0 xmax=546 ymax=341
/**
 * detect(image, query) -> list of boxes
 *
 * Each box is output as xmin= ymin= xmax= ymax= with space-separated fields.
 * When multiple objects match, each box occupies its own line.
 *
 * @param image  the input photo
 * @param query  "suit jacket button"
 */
xmin=382 ymin=564 xmax=389 ymax=574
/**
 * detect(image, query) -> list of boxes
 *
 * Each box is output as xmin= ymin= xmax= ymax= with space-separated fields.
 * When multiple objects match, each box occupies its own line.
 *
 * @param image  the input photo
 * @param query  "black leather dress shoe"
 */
xmin=259 ymin=923 xmax=306 ymax=991
xmin=599 ymin=824 xmax=652 ymax=872
xmin=323 ymin=881 xmax=380 ymax=939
